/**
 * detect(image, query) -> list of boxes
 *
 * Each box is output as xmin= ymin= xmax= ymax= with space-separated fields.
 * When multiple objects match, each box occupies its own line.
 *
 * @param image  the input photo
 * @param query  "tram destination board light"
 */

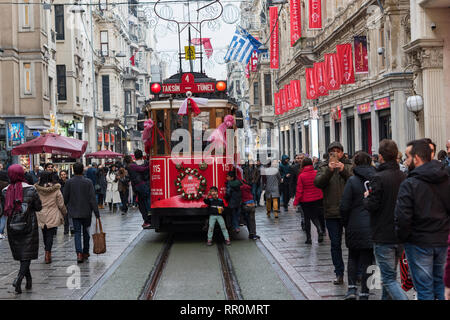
xmin=151 ymin=83 xmax=162 ymax=95
xmin=216 ymin=81 xmax=227 ymax=92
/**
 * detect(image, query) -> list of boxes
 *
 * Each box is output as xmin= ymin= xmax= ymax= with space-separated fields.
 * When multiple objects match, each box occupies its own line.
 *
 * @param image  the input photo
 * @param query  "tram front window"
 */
xmin=156 ymin=110 xmax=165 ymax=155
xmin=192 ymin=111 xmax=210 ymax=153
xmin=170 ymin=110 xmax=189 ymax=152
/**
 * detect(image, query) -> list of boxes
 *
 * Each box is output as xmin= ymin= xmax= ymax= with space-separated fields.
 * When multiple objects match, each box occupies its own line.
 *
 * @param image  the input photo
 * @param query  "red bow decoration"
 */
xmin=178 ymin=96 xmax=208 ymax=116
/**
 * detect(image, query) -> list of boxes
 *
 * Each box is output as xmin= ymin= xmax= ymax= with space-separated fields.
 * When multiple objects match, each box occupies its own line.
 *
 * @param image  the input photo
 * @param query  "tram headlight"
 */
xmin=151 ymin=83 xmax=162 ymax=94
xmin=216 ymin=81 xmax=227 ymax=92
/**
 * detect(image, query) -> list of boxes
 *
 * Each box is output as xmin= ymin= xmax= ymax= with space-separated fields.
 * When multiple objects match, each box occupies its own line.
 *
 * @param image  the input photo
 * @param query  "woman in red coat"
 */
xmin=293 ymin=158 xmax=324 ymax=244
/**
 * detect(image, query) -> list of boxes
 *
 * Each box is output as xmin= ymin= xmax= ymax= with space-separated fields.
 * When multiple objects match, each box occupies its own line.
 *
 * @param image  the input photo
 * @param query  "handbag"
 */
xmin=92 ymin=217 xmax=106 ymax=254
xmin=8 ymin=201 xmax=32 ymax=235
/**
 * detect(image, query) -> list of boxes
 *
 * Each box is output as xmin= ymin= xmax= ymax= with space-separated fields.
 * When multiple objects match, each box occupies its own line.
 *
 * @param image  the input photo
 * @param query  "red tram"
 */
xmin=143 ymin=72 xmax=242 ymax=232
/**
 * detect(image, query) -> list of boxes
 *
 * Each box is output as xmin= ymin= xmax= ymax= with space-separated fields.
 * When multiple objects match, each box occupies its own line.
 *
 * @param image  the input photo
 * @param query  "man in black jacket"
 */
xmin=364 ymin=139 xmax=408 ymax=300
xmin=64 ymin=162 xmax=100 ymax=263
xmin=289 ymin=154 xmax=306 ymax=230
xmin=395 ymin=139 xmax=450 ymax=300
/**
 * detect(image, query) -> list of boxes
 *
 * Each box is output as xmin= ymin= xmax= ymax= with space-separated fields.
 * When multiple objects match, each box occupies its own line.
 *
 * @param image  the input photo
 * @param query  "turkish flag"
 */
xmin=324 ymin=53 xmax=341 ymax=90
xmin=337 ymin=43 xmax=355 ymax=84
xmin=309 ymin=0 xmax=322 ymax=29
xmin=290 ymin=0 xmax=301 ymax=46
xmin=314 ymin=62 xmax=328 ymax=96
xmin=290 ymin=80 xmax=301 ymax=108
xmin=269 ymin=6 xmax=279 ymax=69
xmin=305 ymin=68 xmax=318 ymax=100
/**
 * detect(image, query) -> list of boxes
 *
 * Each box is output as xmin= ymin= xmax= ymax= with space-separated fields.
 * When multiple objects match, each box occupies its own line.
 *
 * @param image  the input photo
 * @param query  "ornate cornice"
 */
xmin=403 ymin=38 xmax=444 ymax=69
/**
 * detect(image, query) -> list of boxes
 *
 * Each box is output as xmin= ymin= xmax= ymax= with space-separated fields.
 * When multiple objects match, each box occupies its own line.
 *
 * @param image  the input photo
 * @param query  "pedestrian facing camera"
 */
xmin=377 ymin=47 xmax=384 ymax=55
xmin=430 ymin=22 xmax=436 ymax=30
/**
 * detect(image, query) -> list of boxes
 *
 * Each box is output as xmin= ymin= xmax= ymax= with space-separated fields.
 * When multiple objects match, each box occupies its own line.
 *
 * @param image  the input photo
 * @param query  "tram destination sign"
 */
xmin=152 ymin=73 xmax=223 ymax=95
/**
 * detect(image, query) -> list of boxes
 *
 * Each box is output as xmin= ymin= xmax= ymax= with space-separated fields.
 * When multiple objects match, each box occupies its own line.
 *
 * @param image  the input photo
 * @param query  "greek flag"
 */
xmin=224 ymin=27 xmax=262 ymax=64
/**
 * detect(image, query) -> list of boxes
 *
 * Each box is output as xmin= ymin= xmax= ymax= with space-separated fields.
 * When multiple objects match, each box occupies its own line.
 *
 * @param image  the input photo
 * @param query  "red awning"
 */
xmin=11 ymin=133 xmax=88 ymax=158
xmin=85 ymin=150 xmax=123 ymax=159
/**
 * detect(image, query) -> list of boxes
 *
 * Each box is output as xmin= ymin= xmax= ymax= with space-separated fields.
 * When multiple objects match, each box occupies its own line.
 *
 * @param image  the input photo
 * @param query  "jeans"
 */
xmin=325 ymin=218 xmax=345 ymax=277
xmin=347 ymin=248 xmax=374 ymax=294
xmin=404 ymin=243 xmax=447 ymax=300
xmin=120 ymin=190 xmax=129 ymax=213
xmin=280 ymin=182 xmax=290 ymax=208
xmin=373 ymin=243 xmax=409 ymax=300
xmin=251 ymin=184 xmax=262 ymax=206
xmin=42 ymin=225 xmax=57 ymax=252
xmin=135 ymin=183 xmax=151 ymax=224
xmin=242 ymin=205 xmax=256 ymax=236
xmin=230 ymin=207 xmax=241 ymax=230
xmin=207 ymin=215 xmax=230 ymax=241
xmin=72 ymin=218 xmax=91 ymax=254
xmin=64 ymin=214 xmax=73 ymax=233
xmin=0 ymin=215 xmax=6 ymax=234
xmin=301 ymin=200 xmax=324 ymax=239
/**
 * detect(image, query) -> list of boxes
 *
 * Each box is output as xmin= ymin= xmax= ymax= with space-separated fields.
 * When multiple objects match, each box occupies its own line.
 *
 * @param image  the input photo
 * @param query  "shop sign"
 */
xmin=374 ymin=97 xmax=390 ymax=110
xmin=357 ymin=102 xmax=371 ymax=114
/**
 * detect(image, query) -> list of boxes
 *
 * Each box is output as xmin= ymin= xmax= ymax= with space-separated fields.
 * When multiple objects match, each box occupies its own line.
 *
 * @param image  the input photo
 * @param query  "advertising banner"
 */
xmin=337 ymin=43 xmax=355 ymax=84
xmin=354 ymin=36 xmax=368 ymax=74
xmin=309 ymin=0 xmax=322 ymax=29
xmin=305 ymin=68 xmax=318 ymax=100
xmin=314 ymin=62 xmax=329 ymax=96
xmin=269 ymin=6 xmax=279 ymax=69
xmin=374 ymin=97 xmax=390 ymax=110
xmin=274 ymin=92 xmax=281 ymax=115
xmin=6 ymin=119 xmax=25 ymax=150
xmin=357 ymin=102 xmax=371 ymax=114
xmin=324 ymin=53 xmax=341 ymax=90
xmin=285 ymin=84 xmax=294 ymax=110
xmin=290 ymin=0 xmax=301 ymax=46
xmin=280 ymin=88 xmax=288 ymax=113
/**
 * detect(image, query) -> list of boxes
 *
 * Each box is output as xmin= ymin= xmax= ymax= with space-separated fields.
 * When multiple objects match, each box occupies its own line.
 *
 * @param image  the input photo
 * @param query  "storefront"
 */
xmin=375 ymin=97 xmax=392 ymax=141
xmin=357 ymin=102 xmax=372 ymax=154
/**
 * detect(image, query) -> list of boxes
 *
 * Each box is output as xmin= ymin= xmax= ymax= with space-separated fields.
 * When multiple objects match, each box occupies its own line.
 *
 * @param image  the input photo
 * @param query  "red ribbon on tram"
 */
xmin=178 ymin=96 xmax=208 ymax=116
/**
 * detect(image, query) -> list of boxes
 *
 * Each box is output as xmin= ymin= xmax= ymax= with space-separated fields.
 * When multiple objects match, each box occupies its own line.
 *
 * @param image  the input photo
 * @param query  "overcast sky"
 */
xmin=149 ymin=0 xmax=242 ymax=80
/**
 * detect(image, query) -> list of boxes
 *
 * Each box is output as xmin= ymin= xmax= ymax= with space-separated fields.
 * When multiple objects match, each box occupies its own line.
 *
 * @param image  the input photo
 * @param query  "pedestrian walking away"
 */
xmin=340 ymin=151 xmax=376 ymax=300
xmin=35 ymin=171 xmax=67 ymax=264
xmin=117 ymin=167 xmax=130 ymax=214
xmin=225 ymin=170 xmax=242 ymax=233
xmin=124 ymin=150 xmax=151 ymax=228
xmin=395 ymin=139 xmax=450 ymax=300
xmin=279 ymin=155 xmax=291 ymax=210
xmin=240 ymin=180 xmax=260 ymax=240
xmin=204 ymin=187 xmax=230 ymax=246
xmin=293 ymin=157 xmax=324 ymax=245
xmin=96 ymin=167 xmax=107 ymax=209
xmin=290 ymin=154 xmax=306 ymax=230
xmin=1 ymin=164 xmax=42 ymax=294
xmin=0 ymin=169 xmax=9 ymax=240
xmin=364 ymin=139 xmax=408 ymax=300
xmin=262 ymin=160 xmax=281 ymax=219
xmin=314 ymin=141 xmax=352 ymax=285
xmin=63 ymin=162 xmax=100 ymax=263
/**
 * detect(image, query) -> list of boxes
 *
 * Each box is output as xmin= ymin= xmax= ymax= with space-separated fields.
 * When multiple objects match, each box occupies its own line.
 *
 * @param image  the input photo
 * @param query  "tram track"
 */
xmin=140 ymin=233 xmax=242 ymax=300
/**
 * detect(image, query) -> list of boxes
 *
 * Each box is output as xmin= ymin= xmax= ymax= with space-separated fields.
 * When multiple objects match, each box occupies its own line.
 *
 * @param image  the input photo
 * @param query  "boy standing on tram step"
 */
xmin=204 ymin=187 xmax=230 ymax=246
xmin=225 ymin=171 xmax=242 ymax=233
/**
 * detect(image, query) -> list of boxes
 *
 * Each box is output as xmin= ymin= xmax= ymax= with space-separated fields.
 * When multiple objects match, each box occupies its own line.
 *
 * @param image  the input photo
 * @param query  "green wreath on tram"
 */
xmin=174 ymin=165 xmax=207 ymax=200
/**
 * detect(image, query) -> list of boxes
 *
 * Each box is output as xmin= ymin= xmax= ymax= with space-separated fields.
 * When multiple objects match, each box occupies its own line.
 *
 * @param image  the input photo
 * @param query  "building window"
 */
xmin=125 ymin=91 xmax=131 ymax=115
xmin=100 ymin=31 xmax=109 ymax=56
xmin=56 ymin=65 xmax=66 ymax=100
xmin=380 ymin=24 xmax=385 ymax=68
xmin=347 ymin=117 xmax=355 ymax=157
xmin=264 ymin=74 xmax=272 ymax=106
xmin=236 ymin=80 xmax=241 ymax=96
xmin=55 ymin=5 xmax=64 ymax=40
xmin=253 ymin=82 xmax=259 ymax=105
xmin=23 ymin=0 xmax=31 ymax=28
xmin=23 ymin=63 xmax=32 ymax=95
xmin=102 ymin=75 xmax=110 ymax=112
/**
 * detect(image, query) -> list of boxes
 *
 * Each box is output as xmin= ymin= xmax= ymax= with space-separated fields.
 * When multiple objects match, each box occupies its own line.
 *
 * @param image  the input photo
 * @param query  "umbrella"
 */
xmin=11 ymin=133 xmax=88 ymax=158
xmin=85 ymin=150 xmax=123 ymax=159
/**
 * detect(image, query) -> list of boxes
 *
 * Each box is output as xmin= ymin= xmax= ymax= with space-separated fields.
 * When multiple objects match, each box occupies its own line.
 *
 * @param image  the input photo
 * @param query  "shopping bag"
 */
xmin=400 ymin=250 xmax=414 ymax=291
xmin=259 ymin=191 xmax=265 ymax=206
xmin=93 ymin=217 xmax=106 ymax=254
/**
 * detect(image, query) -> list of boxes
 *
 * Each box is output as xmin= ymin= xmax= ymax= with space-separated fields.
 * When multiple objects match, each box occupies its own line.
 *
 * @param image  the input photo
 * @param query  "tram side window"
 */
xmin=192 ymin=111 xmax=210 ymax=153
xmin=170 ymin=110 xmax=189 ymax=152
xmin=215 ymin=109 xmax=225 ymax=127
xmin=156 ymin=110 xmax=165 ymax=155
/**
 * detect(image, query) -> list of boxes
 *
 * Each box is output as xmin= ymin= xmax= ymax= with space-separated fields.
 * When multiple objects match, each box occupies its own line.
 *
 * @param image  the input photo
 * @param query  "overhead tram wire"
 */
xmin=0 ymin=0 xmax=246 ymax=6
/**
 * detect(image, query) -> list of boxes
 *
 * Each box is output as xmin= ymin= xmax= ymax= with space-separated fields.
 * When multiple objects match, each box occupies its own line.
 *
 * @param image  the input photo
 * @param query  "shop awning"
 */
xmin=85 ymin=149 xmax=123 ymax=159
xmin=11 ymin=133 xmax=88 ymax=158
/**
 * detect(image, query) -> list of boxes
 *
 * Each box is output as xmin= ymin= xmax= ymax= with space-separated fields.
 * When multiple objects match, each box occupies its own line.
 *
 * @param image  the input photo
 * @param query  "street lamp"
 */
xmin=406 ymin=95 xmax=424 ymax=121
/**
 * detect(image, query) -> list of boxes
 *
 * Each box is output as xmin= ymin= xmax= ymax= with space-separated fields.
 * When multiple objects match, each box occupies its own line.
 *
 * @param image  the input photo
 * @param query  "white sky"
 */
xmin=147 ymin=0 xmax=243 ymax=80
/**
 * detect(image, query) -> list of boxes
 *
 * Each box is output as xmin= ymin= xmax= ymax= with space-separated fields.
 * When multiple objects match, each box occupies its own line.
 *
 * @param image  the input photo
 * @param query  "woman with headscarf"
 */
xmin=1 ymin=164 xmax=42 ymax=294
xmin=105 ymin=164 xmax=121 ymax=212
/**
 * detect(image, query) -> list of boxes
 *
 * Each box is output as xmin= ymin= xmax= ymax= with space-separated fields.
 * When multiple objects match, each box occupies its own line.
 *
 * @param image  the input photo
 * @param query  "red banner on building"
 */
xmin=274 ymin=92 xmax=281 ymax=115
xmin=324 ymin=53 xmax=341 ymax=90
xmin=314 ymin=62 xmax=328 ymax=96
xmin=309 ymin=0 xmax=322 ymax=29
xmin=354 ymin=36 xmax=368 ymax=74
xmin=285 ymin=84 xmax=294 ymax=110
xmin=290 ymin=80 xmax=301 ymax=108
xmin=269 ymin=6 xmax=279 ymax=69
xmin=337 ymin=43 xmax=355 ymax=84
xmin=305 ymin=68 xmax=317 ymax=100
xmin=249 ymin=51 xmax=259 ymax=72
xmin=290 ymin=0 xmax=301 ymax=46
xmin=280 ymin=88 xmax=288 ymax=113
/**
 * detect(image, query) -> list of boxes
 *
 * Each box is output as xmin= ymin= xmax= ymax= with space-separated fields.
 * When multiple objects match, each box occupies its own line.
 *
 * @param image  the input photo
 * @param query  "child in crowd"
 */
xmin=204 ymin=186 xmax=231 ymax=246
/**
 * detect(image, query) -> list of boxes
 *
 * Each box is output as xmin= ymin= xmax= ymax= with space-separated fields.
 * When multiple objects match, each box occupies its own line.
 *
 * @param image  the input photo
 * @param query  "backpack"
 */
xmin=8 ymin=200 xmax=32 ymax=235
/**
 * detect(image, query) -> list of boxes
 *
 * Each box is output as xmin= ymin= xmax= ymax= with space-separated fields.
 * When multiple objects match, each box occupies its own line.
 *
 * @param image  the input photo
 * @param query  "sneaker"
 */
xmin=142 ymin=223 xmax=151 ymax=229
xmin=359 ymin=294 xmax=369 ymax=300
xmin=0 ymin=234 xmax=5 ymax=240
xmin=249 ymin=234 xmax=260 ymax=240
xmin=207 ymin=240 xmax=213 ymax=246
xmin=225 ymin=240 xmax=231 ymax=246
xmin=344 ymin=288 xmax=357 ymax=300
xmin=333 ymin=275 xmax=344 ymax=285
